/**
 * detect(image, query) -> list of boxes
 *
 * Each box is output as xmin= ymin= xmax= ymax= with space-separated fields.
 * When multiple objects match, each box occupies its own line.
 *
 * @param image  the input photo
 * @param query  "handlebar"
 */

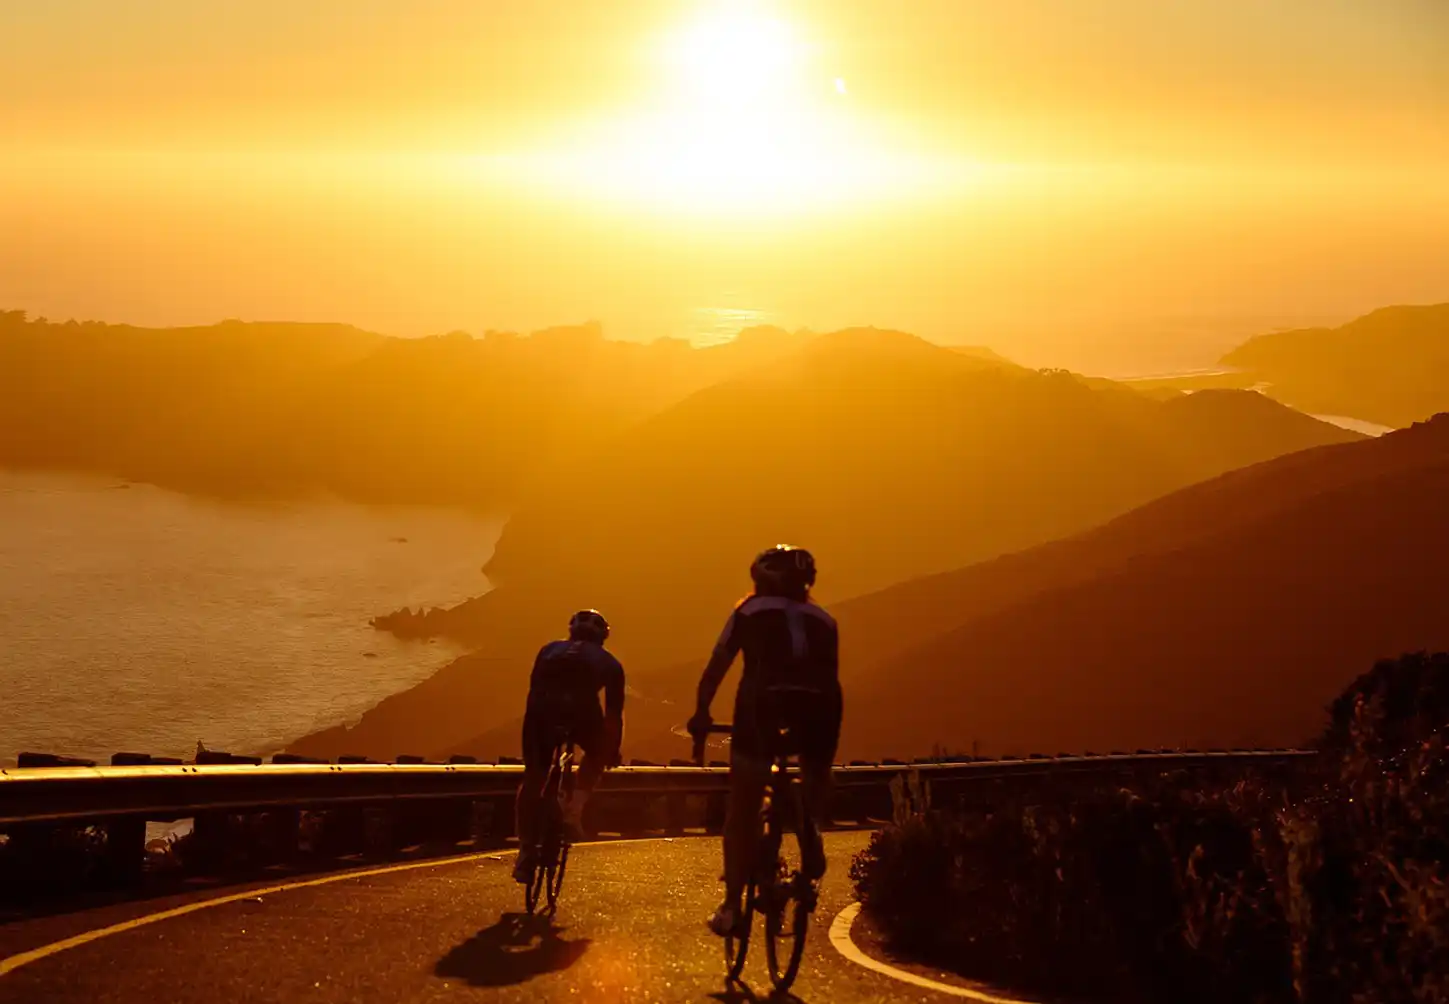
xmin=689 ymin=722 xmax=733 ymax=765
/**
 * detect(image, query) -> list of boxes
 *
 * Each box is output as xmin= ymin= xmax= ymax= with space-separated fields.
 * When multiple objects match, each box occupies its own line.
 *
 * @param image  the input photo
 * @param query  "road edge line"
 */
xmin=0 ymin=835 xmax=683 ymax=978
xmin=827 ymin=902 xmax=1039 ymax=1004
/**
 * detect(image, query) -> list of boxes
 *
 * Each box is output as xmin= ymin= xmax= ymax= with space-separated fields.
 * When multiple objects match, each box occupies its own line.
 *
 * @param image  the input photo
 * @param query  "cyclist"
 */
xmin=512 ymin=609 xmax=625 ymax=884
xmin=687 ymin=546 xmax=841 ymax=937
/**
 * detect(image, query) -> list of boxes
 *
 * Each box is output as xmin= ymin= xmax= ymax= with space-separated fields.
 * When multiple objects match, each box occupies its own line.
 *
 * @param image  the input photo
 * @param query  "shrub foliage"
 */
xmin=852 ymin=652 xmax=1449 ymax=1004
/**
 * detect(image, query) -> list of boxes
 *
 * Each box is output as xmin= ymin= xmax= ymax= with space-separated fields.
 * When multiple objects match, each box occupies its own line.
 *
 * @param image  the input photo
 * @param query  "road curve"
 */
xmin=0 ymin=832 xmax=966 ymax=1003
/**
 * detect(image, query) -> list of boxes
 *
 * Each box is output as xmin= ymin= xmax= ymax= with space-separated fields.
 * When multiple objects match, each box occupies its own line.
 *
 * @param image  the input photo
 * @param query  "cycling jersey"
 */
xmin=697 ymin=595 xmax=842 ymax=759
xmin=522 ymin=640 xmax=625 ymax=769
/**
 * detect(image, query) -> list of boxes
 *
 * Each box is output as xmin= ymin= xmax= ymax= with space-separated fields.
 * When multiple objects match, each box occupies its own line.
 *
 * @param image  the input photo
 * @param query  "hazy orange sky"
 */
xmin=3 ymin=0 xmax=1447 ymax=371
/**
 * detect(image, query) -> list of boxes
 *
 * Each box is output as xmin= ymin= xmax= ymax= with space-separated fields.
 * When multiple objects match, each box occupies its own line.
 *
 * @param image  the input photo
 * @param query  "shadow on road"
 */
xmin=435 ymin=911 xmax=591 ymax=987
xmin=708 ymin=982 xmax=807 ymax=1004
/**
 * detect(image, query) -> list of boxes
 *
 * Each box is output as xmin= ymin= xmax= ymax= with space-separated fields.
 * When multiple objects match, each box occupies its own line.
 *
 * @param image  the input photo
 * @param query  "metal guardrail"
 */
xmin=0 ymin=749 xmax=1315 ymax=901
xmin=0 ymin=749 xmax=1315 ymax=827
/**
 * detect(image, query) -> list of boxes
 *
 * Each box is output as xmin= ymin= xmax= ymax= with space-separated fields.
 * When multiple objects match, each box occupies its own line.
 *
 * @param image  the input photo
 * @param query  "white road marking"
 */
xmin=0 ymin=835 xmax=702 ymax=978
xmin=0 ymin=850 xmax=520 ymax=976
xmin=827 ymin=901 xmax=1039 ymax=1003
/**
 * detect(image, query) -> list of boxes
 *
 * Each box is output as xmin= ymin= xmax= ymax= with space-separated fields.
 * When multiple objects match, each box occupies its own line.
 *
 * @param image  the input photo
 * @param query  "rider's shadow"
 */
xmin=435 ymin=912 xmax=591 ymax=987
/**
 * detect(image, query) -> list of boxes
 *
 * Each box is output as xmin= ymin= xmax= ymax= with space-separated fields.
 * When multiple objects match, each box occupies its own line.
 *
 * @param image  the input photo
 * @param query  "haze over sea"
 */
xmin=0 ymin=469 xmax=502 ymax=765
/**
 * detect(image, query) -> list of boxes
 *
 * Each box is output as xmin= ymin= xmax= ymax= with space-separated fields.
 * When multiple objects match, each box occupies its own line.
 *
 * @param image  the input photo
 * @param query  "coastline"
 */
xmin=0 ymin=468 xmax=503 ymax=765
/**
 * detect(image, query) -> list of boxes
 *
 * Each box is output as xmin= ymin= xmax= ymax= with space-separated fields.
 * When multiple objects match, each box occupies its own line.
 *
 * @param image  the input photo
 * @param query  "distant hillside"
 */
xmin=290 ymin=331 xmax=1357 ymax=760
xmin=0 ymin=311 xmax=812 ymax=507
xmin=835 ymin=413 xmax=1449 ymax=758
xmin=1220 ymin=303 xmax=1449 ymax=427
xmin=553 ymin=412 xmax=1449 ymax=763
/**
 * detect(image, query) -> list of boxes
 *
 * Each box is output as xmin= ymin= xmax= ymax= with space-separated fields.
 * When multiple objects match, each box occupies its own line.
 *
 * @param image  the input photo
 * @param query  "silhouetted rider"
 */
xmin=687 ymin=546 xmax=842 ymax=937
xmin=512 ymin=609 xmax=625 ymax=884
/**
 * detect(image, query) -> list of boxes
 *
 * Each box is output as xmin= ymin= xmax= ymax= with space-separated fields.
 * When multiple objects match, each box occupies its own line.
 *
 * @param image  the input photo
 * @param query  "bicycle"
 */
xmin=521 ymin=731 xmax=575 ymax=916
xmin=692 ymin=722 xmax=818 ymax=993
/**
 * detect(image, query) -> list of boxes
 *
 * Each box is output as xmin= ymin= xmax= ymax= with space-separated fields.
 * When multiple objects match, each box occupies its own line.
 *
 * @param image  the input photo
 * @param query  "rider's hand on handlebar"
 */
xmin=686 ymin=710 xmax=713 ymax=740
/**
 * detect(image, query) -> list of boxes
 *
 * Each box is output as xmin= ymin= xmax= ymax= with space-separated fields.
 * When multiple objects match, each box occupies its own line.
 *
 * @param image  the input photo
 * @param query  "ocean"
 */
xmin=0 ymin=469 xmax=502 ymax=765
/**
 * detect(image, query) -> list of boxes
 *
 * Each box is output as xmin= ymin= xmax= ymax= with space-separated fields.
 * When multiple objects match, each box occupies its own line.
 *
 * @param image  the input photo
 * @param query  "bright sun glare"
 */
xmin=669 ymin=6 xmax=800 ymax=108
xmin=498 ymin=1 xmax=944 ymax=217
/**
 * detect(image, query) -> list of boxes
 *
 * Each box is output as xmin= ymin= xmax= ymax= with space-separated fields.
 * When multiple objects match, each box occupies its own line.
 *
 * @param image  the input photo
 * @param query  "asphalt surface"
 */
xmin=0 ymin=832 xmax=967 ymax=1003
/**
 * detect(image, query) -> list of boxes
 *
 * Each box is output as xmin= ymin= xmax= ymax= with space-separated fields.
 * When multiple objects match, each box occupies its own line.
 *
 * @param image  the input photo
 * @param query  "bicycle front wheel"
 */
xmin=724 ymin=879 xmax=754 ymax=983
xmin=523 ymin=856 xmax=547 ymax=915
xmin=546 ymin=842 xmax=570 ymax=913
xmin=764 ymin=878 xmax=810 ymax=991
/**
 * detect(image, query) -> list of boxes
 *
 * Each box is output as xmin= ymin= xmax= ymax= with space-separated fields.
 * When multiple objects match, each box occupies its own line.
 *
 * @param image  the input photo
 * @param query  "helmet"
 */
xmin=749 ymin=545 xmax=816 ymax=596
xmin=568 ymin=609 xmax=610 ymax=643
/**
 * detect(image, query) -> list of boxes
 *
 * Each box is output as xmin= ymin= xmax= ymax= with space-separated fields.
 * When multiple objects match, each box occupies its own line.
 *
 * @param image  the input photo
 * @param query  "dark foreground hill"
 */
xmin=1220 ymin=303 xmax=1449 ymax=428
xmin=291 ymin=333 xmax=1357 ymax=760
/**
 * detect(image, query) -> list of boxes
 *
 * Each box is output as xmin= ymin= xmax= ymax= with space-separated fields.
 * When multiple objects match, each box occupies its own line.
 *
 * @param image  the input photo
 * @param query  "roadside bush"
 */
xmin=852 ymin=652 xmax=1449 ymax=1004
xmin=0 ymin=825 xmax=108 ymax=904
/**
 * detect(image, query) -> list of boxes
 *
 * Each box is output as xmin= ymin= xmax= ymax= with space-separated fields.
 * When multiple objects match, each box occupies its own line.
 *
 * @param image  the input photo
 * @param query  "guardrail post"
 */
xmin=470 ymin=797 xmax=513 ymax=848
xmin=409 ymin=799 xmax=469 ymax=854
xmin=478 ymin=799 xmax=501 ymax=846
xmin=665 ymin=793 xmax=686 ymax=836
xmin=704 ymin=792 xmax=728 ymax=834
xmin=102 ymin=816 xmax=146 ymax=885
xmin=264 ymin=809 xmax=302 ymax=863
xmin=317 ymin=807 xmax=366 ymax=858
xmin=191 ymin=812 xmax=229 ymax=871
xmin=449 ymin=799 xmax=474 ymax=846
xmin=364 ymin=807 xmax=399 ymax=859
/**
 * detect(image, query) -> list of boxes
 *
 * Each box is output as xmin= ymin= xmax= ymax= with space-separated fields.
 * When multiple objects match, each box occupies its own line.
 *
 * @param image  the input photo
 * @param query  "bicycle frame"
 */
xmin=692 ymin=722 xmax=816 ymax=992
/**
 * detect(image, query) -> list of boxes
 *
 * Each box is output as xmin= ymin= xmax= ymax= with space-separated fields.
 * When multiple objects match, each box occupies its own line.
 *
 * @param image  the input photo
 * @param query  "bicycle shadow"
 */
xmin=435 ymin=911 xmax=591 ymax=987
xmin=708 ymin=982 xmax=807 ymax=1004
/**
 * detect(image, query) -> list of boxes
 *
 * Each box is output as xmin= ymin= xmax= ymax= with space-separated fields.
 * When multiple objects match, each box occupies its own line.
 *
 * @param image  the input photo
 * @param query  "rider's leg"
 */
xmin=796 ymin=750 xmax=832 ymax=880
xmin=512 ymin=712 xmax=549 ymax=881
xmin=514 ymin=764 xmax=548 ymax=843
xmin=722 ymin=750 xmax=771 ymax=913
xmin=562 ymin=747 xmax=605 ymax=835
xmin=512 ymin=765 xmax=546 ymax=877
xmin=795 ymin=701 xmax=840 ymax=882
xmin=562 ymin=714 xmax=608 ymax=835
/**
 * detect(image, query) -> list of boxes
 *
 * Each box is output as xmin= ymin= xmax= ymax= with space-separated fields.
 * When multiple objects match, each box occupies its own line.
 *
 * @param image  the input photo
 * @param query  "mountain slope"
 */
xmin=0 ymin=313 xmax=813 ymax=506
xmin=1221 ymin=303 xmax=1449 ymax=427
xmin=838 ymin=414 xmax=1449 ymax=758
xmin=292 ymin=332 xmax=1357 ymax=759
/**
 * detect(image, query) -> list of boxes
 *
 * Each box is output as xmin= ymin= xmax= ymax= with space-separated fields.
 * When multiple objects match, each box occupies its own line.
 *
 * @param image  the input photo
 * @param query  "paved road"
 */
xmin=0 ymin=833 xmax=964 ymax=1003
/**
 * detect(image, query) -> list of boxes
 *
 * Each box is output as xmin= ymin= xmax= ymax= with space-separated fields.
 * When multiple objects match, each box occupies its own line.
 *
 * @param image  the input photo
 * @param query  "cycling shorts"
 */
xmin=731 ymin=683 xmax=842 ymax=762
xmin=521 ymin=695 xmax=608 ymax=771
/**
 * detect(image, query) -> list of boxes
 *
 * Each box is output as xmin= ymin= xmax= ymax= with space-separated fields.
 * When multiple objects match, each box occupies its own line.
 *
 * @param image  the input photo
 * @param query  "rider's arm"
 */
xmin=600 ymin=654 xmax=626 ymax=764
xmin=602 ymin=656 xmax=625 ymax=721
xmin=695 ymin=611 xmax=742 ymax=715
xmin=523 ymin=644 xmax=551 ymax=711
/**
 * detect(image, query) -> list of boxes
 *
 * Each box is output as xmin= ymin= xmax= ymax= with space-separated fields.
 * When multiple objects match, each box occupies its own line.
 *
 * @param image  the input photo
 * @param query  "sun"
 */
xmin=497 ymin=2 xmax=942 ymax=217
xmin=664 ymin=5 xmax=802 ymax=111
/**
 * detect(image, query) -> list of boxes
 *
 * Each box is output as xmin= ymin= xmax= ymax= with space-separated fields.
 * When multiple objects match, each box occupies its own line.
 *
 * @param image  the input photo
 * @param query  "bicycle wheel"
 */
xmin=546 ymin=841 xmax=569 ymax=912
xmin=765 ymin=875 xmax=810 ymax=991
xmin=724 ymin=878 xmax=754 ymax=983
xmin=523 ymin=851 xmax=547 ymax=914
xmin=526 ymin=754 xmax=564 ymax=915
xmin=763 ymin=776 xmax=810 ymax=990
